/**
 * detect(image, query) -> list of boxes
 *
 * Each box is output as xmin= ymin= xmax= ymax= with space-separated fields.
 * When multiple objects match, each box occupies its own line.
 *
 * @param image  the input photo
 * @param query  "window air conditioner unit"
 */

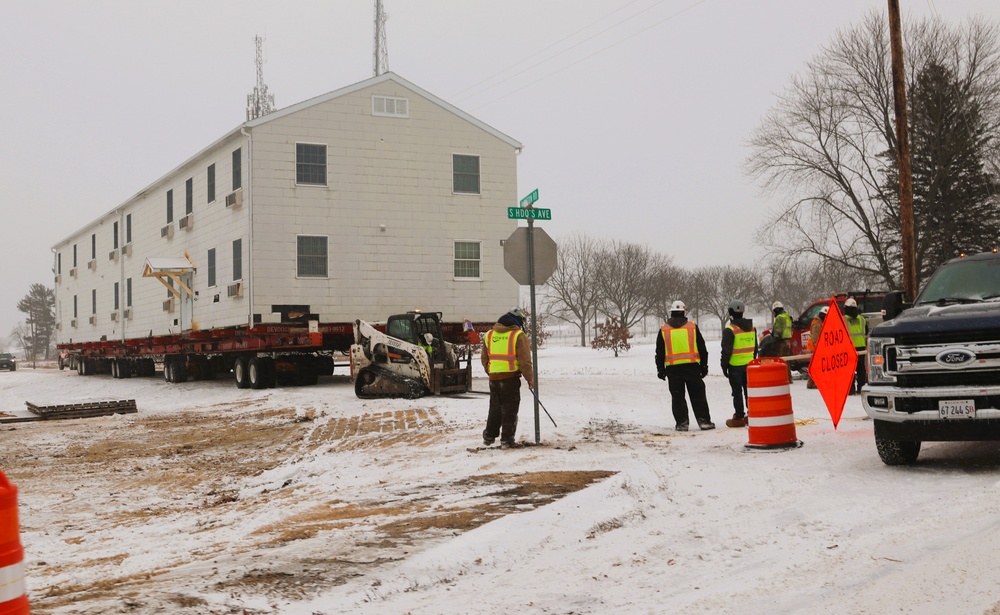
xmin=70 ymin=319 xmax=77 ymax=328
xmin=109 ymin=249 xmax=119 ymax=262
xmin=123 ymin=243 xmax=132 ymax=257
xmin=54 ymin=274 xmax=61 ymax=284
xmin=161 ymin=224 xmax=174 ymax=239
xmin=70 ymin=267 xmax=77 ymax=278
xmin=110 ymin=311 xmax=119 ymax=322
xmin=88 ymin=315 xmax=97 ymax=325
xmin=162 ymin=299 xmax=175 ymax=313
xmin=88 ymin=259 xmax=97 ymax=271
xmin=123 ymin=308 xmax=132 ymax=320
xmin=227 ymin=282 xmax=243 ymax=298
xmin=225 ymin=190 xmax=243 ymax=209
xmin=179 ymin=215 xmax=193 ymax=231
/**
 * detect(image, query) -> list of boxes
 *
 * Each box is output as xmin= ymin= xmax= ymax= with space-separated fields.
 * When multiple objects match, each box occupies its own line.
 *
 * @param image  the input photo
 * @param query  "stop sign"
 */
xmin=503 ymin=227 xmax=557 ymax=285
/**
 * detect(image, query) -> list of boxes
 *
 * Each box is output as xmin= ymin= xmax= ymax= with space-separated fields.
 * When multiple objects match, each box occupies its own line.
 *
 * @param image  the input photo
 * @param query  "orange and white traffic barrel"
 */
xmin=746 ymin=357 xmax=803 ymax=450
xmin=0 ymin=471 xmax=28 ymax=615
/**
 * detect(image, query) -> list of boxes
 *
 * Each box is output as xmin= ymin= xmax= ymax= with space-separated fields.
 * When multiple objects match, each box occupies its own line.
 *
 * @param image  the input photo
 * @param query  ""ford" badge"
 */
xmin=935 ymin=348 xmax=977 ymax=367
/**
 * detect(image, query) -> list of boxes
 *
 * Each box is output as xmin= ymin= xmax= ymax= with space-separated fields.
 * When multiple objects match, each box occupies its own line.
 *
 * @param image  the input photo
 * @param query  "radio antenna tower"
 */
xmin=246 ymin=35 xmax=276 ymax=121
xmin=373 ymin=0 xmax=389 ymax=76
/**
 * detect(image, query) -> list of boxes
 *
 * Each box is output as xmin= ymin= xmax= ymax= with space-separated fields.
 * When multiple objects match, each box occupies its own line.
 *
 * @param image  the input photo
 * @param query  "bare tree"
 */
xmin=544 ymin=234 xmax=604 ymax=346
xmin=746 ymin=12 xmax=1000 ymax=290
xmin=694 ymin=265 xmax=765 ymax=328
xmin=8 ymin=323 xmax=31 ymax=362
xmin=593 ymin=240 xmax=657 ymax=331
xmin=645 ymin=258 xmax=687 ymax=324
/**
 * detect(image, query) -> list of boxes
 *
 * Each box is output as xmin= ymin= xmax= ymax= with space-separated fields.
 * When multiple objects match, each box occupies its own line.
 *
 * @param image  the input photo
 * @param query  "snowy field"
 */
xmin=3 ymin=340 xmax=1000 ymax=615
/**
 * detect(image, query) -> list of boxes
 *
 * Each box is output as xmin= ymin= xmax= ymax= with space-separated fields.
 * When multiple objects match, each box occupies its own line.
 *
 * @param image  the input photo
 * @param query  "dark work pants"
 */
xmin=665 ymin=363 xmax=712 ymax=426
xmin=728 ymin=365 xmax=748 ymax=418
xmin=854 ymin=348 xmax=867 ymax=392
xmin=485 ymin=377 xmax=521 ymax=442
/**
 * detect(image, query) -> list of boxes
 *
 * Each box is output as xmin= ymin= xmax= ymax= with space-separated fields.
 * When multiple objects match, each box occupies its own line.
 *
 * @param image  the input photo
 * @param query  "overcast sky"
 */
xmin=2 ymin=0 xmax=998 ymax=342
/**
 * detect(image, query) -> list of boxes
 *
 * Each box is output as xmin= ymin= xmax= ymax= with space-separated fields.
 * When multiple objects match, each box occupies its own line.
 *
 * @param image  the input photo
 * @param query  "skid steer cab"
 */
xmin=350 ymin=311 xmax=474 ymax=399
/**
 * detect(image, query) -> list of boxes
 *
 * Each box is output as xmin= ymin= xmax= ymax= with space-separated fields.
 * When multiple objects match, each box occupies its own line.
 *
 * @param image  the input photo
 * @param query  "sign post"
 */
xmin=807 ymin=298 xmax=859 ymax=428
xmin=502 ymin=190 xmax=557 ymax=443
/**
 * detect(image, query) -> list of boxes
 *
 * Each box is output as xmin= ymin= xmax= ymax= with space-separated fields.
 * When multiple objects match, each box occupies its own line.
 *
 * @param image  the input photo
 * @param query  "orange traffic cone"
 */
xmin=746 ymin=358 xmax=803 ymax=450
xmin=0 ymin=471 xmax=28 ymax=615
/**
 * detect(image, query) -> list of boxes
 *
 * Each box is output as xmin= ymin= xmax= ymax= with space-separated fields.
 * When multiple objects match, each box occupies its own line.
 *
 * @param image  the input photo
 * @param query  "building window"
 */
xmin=127 ymin=278 xmax=132 ymax=307
xmin=372 ymin=95 xmax=409 ymax=118
xmin=91 ymin=289 xmax=97 ymax=315
xmin=113 ymin=221 xmax=119 ymax=250
xmin=207 ymin=248 xmax=216 ymax=287
xmin=91 ymin=234 xmax=96 ymax=260
xmin=167 ymin=277 xmax=174 ymax=298
xmin=296 ymin=143 xmax=327 ymax=185
xmin=232 ymin=148 xmax=242 ymax=190
xmin=207 ymin=163 xmax=216 ymax=203
xmin=454 ymin=241 xmax=481 ymax=279
xmin=73 ymin=244 xmax=77 ymax=267
xmin=114 ymin=282 xmax=120 ymax=311
xmin=57 ymin=253 xmax=62 ymax=275
xmin=453 ymin=154 xmax=480 ymax=194
xmin=73 ymin=295 xmax=78 ymax=318
xmin=232 ymin=239 xmax=242 ymax=281
xmin=167 ymin=190 xmax=174 ymax=223
xmin=297 ymin=236 xmax=328 ymax=277
xmin=185 ymin=178 xmax=193 ymax=215
xmin=126 ymin=214 xmax=132 ymax=244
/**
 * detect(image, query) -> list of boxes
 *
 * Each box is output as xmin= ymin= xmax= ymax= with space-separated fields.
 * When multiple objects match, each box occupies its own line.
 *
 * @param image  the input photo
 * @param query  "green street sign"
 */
xmin=519 ymin=189 xmax=539 ymax=207
xmin=508 ymin=207 xmax=552 ymax=220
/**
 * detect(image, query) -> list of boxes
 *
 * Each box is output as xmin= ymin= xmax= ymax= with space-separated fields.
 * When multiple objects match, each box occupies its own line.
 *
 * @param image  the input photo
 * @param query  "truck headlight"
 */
xmin=867 ymin=336 xmax=895 ymax=384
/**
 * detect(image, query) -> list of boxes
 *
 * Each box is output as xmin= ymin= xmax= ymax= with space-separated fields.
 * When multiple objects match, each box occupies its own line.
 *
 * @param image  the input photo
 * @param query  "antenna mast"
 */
xmin=374 ymin=0 xmax=389 ymax=76
xmin=246 ymin=35 xmax=276 ymax=121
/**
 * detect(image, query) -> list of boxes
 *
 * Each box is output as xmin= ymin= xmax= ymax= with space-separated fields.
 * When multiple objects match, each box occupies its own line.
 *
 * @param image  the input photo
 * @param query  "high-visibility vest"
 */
xmin=487 ymin=330 xmax=522 ymax=374
xmin=774 ymin=312 xmax=793 ymax=340
xmin=807 ymin=318 xmax=822 ymax=351
xmin=661 ymin=322 xmax=700 ymax=366
xmin=727 ymin=323 xmax=756 ymax=366
xmin=845 ymin=315 xmax=867 ymax=348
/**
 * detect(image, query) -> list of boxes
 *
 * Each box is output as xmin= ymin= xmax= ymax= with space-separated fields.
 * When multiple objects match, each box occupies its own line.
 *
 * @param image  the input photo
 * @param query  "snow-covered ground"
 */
xmin=3 ymin=340 xmax=1000 ymax=615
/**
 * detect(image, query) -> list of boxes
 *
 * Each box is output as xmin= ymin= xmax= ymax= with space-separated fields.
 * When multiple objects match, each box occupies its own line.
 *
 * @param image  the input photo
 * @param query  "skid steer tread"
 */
xmin=355 ymin=366 xmax=427 ymax=400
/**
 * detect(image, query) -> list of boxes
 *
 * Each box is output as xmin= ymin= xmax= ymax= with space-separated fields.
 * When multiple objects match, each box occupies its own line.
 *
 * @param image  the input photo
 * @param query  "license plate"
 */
xmin=939 ymin=399 xmax=976 ymax=419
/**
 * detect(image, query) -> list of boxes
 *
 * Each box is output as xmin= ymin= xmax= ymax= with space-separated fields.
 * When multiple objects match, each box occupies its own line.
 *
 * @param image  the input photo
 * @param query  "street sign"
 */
xmin=807 ymin=298 xmax=858 ymax=429
xmin=503 ymin=227 xmax=557 ymax=286
xmin=507 ymin=207 xmax=552 ymax=220
xmin=520 ymin=189 xmax=539 ymax=208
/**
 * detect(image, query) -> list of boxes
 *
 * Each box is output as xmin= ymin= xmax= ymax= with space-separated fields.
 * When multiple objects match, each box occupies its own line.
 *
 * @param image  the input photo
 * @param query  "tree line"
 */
xmin=8 ymin=284 xmax=56 ymax=362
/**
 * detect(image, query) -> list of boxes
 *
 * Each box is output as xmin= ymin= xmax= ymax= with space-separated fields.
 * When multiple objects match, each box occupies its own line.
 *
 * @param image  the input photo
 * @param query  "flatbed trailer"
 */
xmin=57 ymin=320 xmax=488 ymax=389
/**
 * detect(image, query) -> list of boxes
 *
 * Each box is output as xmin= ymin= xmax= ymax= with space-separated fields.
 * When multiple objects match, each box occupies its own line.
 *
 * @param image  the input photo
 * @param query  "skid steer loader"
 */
xmin=350 ymin=311 xmax=476 ymax=399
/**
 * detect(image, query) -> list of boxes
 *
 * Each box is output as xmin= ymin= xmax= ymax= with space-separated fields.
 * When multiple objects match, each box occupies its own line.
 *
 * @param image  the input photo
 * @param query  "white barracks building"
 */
xmin=52 ymin=73 xmax=522 ymax=344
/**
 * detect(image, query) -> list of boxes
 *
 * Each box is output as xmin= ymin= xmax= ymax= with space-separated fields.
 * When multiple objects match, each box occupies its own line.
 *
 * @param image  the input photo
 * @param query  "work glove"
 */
xmin=721 ymin=365 xmax=730 ymax=378
xmin=657 ymin=369 xmax=666 ymax=381
xmin=699 ymin=365 xmax=709 ymax=378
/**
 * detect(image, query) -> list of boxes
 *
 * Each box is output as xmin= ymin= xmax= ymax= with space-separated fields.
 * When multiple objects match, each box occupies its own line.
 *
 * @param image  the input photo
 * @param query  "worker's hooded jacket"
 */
xmin=481 ymin=324 xmax=534 ymax=386
xmin=655 ymin=315 xmax=708 ymax=370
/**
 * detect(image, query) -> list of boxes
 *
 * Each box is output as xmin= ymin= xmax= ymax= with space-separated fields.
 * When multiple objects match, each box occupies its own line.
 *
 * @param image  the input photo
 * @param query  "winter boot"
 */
xmin=675 ymin=423 xmax=689 ymax=432
xmin=482 ymin=430 xmax=496 ymax=446
xmin=698 ymin=420 xmax=716 ymax=430
xmin=725 ymin=415 xmax=747 ymax=428
xmin=500 ymin=439 xmax=522 ymax=449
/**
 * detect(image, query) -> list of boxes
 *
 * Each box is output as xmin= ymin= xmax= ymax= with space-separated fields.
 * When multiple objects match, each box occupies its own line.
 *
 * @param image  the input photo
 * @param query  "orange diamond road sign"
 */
xmin=807 ymin=297 xmax=858 ymax=429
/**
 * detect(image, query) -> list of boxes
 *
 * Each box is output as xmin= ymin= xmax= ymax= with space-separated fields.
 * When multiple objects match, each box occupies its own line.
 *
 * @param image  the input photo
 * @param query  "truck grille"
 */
xmin=888 ymin=339 xmax=1000 ymax=387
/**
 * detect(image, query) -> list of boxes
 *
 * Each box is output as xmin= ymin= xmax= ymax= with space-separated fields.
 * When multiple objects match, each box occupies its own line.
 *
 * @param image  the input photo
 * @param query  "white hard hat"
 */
xmin=423 ymin=333 xmax=434 ymax=344
xmin=670 ymin=300 xmax=687 ymax=313
xmin=844 ymin=297 xmax=858 ymax=308
xmin=772 ymin=301 xmax=784 ymax=310
xmin=820 ymin=306 xmax=829 ymax=315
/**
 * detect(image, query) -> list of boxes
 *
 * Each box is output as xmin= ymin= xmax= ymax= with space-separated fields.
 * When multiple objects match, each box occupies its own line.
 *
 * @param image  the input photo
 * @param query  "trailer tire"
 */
xmin=119 ymin=360 xmax=132 ymax=379
xmin=262 ymin=357 xmax=277 ymax=388
xmin=248 ymin=357 xmax=267 ymax=389
xmin=111 ymin=360 xmax=119 ymax=379
xmin=234 ymin=357 xmax=250 ymax=389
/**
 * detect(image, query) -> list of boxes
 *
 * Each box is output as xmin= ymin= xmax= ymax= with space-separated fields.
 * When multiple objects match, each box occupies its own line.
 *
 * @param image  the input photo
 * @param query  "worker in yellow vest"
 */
xmin=769 ymin=301 xmax=793 ymax=357
xmin=721 ymin=300 xmax=758 ymax=428
xmin=655 ymin=300 xmax=714 ymax=431
xmin=843 ymin=297 xmax=868 ymax=394
xmin=805 ymin=306 xmax=828 ymax=389
xmin=480 ymin=308 xmax=534 ymax=448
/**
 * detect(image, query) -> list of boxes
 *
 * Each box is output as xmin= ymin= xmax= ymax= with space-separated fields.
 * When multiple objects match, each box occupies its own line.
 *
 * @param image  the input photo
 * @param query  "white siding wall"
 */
xmin=249 ymin=82 xmax=519 ymax=323
xmin=53 ymin=135 xmax=250 ymax=344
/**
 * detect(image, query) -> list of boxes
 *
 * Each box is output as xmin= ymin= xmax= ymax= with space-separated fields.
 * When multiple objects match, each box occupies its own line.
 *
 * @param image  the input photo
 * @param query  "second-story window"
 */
xmin=296 ymin=143 xmax=327 ymax=185
xmin=207 ymin=164 xmax=216 ymax=203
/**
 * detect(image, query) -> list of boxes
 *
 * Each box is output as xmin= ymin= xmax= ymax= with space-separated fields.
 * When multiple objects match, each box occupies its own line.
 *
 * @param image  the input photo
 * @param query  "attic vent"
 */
xmin=372 ymin=95 xmax=409 ymax=118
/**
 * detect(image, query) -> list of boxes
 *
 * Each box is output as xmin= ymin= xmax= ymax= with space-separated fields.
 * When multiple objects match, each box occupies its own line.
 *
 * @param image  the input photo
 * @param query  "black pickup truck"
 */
xmin=0 ymin=353 xmax=16 ymax=371
xmin=862 ymin=251 xmax=1000 ymax=464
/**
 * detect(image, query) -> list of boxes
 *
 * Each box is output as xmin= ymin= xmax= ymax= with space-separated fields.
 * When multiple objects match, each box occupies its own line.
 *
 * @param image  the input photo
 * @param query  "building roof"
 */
xmin=53 ymin=72 xmax=523 ymax=249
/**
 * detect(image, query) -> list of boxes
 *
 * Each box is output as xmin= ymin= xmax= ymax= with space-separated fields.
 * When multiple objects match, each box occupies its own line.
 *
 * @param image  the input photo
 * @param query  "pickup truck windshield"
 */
xmin=917 ymin=257 xmax=1000 ymax=305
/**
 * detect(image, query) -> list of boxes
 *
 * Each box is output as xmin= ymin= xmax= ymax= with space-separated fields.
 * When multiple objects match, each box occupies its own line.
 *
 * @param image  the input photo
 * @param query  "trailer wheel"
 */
xmin=111 ymin=360 xmax=119 ymax=379
xmin=248 ymin=357 xmax=267 ymax=389
xmin=119 ymin=360 xmax=132 ymax=379
xmin=234 ymin=357 xmax=250 ymax=389
xmin=164 ymin=359 xmax=173 ymax=383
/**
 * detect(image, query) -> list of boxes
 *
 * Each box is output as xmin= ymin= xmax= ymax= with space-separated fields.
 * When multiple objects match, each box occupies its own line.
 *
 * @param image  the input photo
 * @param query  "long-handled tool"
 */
xmin=530 ymin=388 xmax=557 ymax=428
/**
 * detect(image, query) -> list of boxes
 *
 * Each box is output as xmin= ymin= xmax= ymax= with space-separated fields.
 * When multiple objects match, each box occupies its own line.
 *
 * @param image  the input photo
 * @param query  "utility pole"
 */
xmin=373 ymin=0 xmax=389 ymax=76
xmin=887 ymin=0 xmax=917 ymax=301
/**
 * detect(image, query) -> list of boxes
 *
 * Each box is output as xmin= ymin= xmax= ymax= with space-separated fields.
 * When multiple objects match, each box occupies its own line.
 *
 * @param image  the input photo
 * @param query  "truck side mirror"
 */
xmin=882 ymin=291 xmax=906 ymax=321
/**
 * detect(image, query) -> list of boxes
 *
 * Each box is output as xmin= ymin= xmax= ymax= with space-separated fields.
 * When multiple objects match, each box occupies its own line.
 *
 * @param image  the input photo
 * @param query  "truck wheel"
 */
xmin=119 ymin=360 xmax=132 ymax=379
xmin=164 ymin=359 xmax=174 ymax=383
xmin=111 ymin=360 xmax=119 ymax=379
xmin=262 ymin=357 xmax=276 ymax=389
xmin=234 ymin=357 xmax=250 ymax=389
xmin=248 ymin=357 xmax=267 ymax=389
xmin=875 ymin=434 xmax=921 ymax=465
